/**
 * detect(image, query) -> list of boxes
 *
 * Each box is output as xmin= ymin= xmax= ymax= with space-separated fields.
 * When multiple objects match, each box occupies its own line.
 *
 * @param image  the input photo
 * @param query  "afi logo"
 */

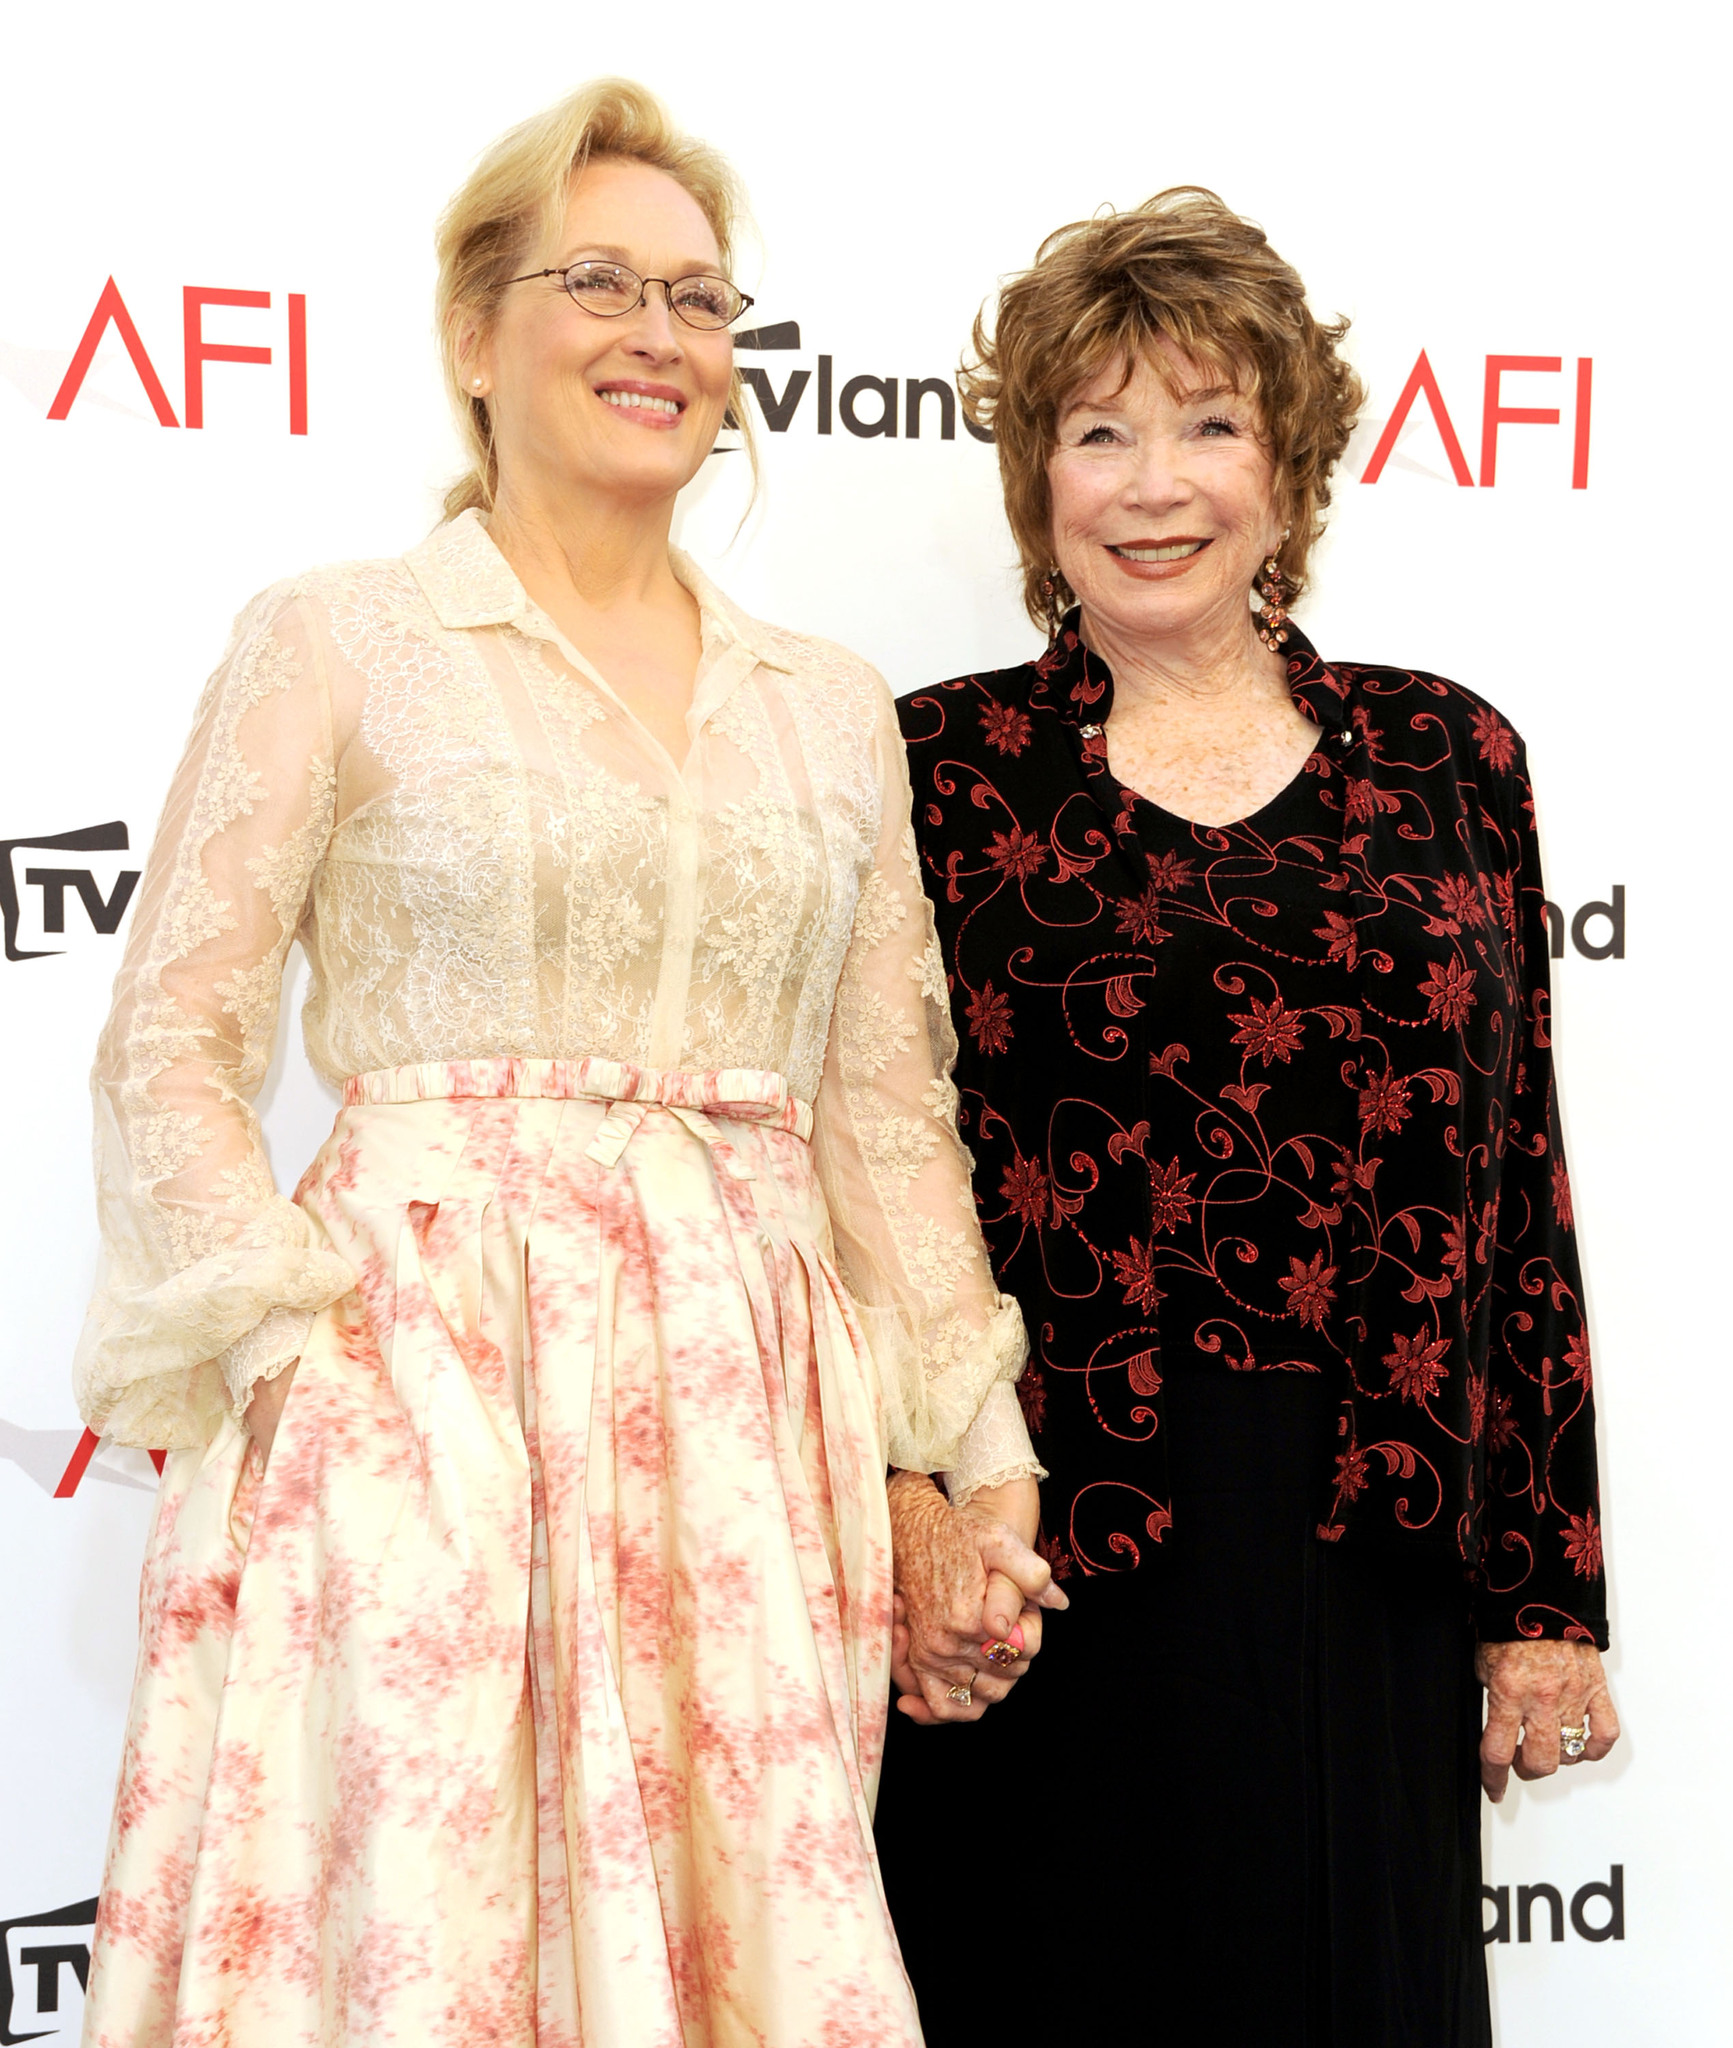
xmin=1 ymin=823 xmax=139 ymax=963
xmin=47 ymin=279 xmax=308 ymax=433
xmin=728 ymin=320 xmax=993 ymax=444
xmin=1361 ymin=352 xmax=1592 ymax=488
xmin=0 ymin=1897 xmax=96 ymax=2044
xmin=1482 ymin=1865 xmax=1624 ymax=1944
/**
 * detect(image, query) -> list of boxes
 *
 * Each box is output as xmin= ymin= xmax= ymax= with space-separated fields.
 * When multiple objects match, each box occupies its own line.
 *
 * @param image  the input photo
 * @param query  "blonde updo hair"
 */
xmin=435 ymin=78 xmax=753 ymax=521
xmin=962 ymin=188 xmax=1364 ymax=635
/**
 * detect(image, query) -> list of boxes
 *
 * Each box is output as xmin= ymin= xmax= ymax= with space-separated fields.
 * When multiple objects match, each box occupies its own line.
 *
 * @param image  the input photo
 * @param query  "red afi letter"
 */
xmin=1572 ymin=358 xmax=1592 ymax=489
xmin=46 ymin=277 xmax=180 ymax=425
xmin=288 ymin=293 xmax=308 ymax=435
xmin=1480 ymin=356 xmax=1561 ymax=487
xmin=183 ymin=288 xmax=271 ymax=429
xmin=1359 ymin=351 xmax=1473 ymax=486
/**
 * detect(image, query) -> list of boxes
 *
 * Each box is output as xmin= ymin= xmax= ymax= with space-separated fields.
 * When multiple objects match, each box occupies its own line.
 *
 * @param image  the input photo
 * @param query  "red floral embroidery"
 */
xmin=1420 ymin=957 xmax=1477 ymax=1030
xmin=1143 ymin=850 xmax=1196 ymax=893
xmin=1435 ymin=872 xmax=1487 ymax=928
xmin=1114 ymin=887 xmax=1169 ymax=944
xmin=1228 ymin=995 xmax=1305 ymax=1066
xmin=1315 ymin=909 xmax=1359 ymax=967
xmin=1487 ymin=1387 xmax=1519 ymax=1453
xmin=1564 ymin=1330 xmax=1592 ymax=1389
xmin=986 ymin=826 xmax=1046 ymax=880
xmin=1472 ymin=705 xmax=1517 ymax=772
xmin=1111 ymin=1238 xmax=1164 ymax=1313
xmin=1563 ymin=1508 xmax=1603 ymax=1579
xmin=1279 ymin=1252 xmax=1338 ymax=1329
xmin=1358 ymin=1068 xmax=1411 ymax=1136
xmin=1333 ymin=1440 xmax=1371 ymax=1502
xmin=1344 ymin=777 xmax=1401 ymax=823
xmin=1441 ymin=1216 xmax=1467 ymax=1282
xmin=965 ymin=980 xmax=1013 ymax=1055
xmin=979 ymin=698 xmax=1033 ymax=756
xmin=1148 ymin=1156 xmax=1197 ymax=1234
xmin=1552 ymin=1157 xmax=1574 ymax=1230
xmin=1036 ymin=1530 xmax=1074 ymax=1582
xmin=1016 ymin=1366 xmax=1048 ymax=1432
xmin=1384 ymin=1327 xmax=1450 ymax=1403
xmin=1000 ymin=1154 xmax=1050 ymax=1227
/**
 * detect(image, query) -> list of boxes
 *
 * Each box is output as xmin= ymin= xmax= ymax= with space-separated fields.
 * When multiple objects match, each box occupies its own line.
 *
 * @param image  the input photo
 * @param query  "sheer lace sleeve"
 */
xmin=939 ymin=1378 xmax=1044 ymax=1505
xmin=74 ymin=586 xmax=356 ymax=1449
xmin=812 ymin=679 xmax=1039 ymax=1476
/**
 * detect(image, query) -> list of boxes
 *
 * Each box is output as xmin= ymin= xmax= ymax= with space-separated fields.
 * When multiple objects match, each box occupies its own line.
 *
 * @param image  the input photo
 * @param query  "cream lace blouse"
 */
xmin=75 ymin=510 xmax=1039 ymax=1498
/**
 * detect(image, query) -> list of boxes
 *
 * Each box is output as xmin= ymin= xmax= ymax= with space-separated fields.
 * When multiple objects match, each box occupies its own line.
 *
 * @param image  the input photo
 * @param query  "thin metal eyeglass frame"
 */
xmin=506 ymin=262 xmax=755 ymax=331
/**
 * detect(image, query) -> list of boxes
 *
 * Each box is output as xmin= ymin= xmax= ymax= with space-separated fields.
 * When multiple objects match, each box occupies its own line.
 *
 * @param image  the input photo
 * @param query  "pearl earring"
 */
xmin=471 ymin=376 xmax=485 ymax=391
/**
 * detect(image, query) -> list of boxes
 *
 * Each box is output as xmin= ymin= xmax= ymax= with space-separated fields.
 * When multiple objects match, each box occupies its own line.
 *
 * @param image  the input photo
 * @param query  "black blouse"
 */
xmin=900 ymin=619 xmax=1607 ymax=1646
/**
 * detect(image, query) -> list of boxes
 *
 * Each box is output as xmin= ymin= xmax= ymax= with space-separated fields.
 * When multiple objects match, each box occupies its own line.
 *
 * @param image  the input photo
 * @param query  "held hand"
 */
xmin=243 ymin=1364 xmax=298 ymax=1468
xmin=886 ymin=1470 xmax=1067 ymax=1727
xmin=1475 ymin=1639 xmax=1621 ymax=1802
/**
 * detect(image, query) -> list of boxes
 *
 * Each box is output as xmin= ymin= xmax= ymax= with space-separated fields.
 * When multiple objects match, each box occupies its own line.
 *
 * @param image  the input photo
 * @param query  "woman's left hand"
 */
xmin=1475 ymin=1639 xmax=1622 ymax=1801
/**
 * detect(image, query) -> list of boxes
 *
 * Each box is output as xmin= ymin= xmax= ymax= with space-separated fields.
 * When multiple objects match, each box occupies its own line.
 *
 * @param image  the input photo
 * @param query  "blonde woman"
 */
xmin=75 ymin=80 xmax=1052 ymax=2046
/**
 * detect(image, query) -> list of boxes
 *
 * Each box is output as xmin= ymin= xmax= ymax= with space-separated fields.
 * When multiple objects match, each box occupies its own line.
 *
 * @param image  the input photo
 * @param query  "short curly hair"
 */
xmin=961 ymin=188 xmax=1364 ymax=634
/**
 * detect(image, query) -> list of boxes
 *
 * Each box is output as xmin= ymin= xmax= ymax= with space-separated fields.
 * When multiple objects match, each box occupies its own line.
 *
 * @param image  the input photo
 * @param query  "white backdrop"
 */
xmin=2 ymin=2 xmax=1727 ymax=2039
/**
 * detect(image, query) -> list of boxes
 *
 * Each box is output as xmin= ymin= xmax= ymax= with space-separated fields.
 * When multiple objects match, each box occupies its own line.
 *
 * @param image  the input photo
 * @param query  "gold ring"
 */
xmin=1561 ymin=1723 xmax=1588 ymax=1759
xmin=945 ymin=1683 xmax=973 ymax=1707
xmin=982 ymin=1639 xmax=1022 ymax=1669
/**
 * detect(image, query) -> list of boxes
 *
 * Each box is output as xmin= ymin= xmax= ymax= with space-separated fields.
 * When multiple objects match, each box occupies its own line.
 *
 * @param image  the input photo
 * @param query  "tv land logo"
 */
xmin=1545 ymin=888 xmax=1625 ymax=962
xmin=723 ymin=321 xmax=990 ymax=444
xmin=1482 ymin=1865 xmax=1625 ymax=1945
xmin=1 ymin=1897 xmax=96 ymax=2044
xmin=0 ymin=828 xmax=1629 ymax=968
xmin=0 ymin=1865 xmax=1626 ymax=2035
xmin=1 ymin=825 xmax=139 ymax=963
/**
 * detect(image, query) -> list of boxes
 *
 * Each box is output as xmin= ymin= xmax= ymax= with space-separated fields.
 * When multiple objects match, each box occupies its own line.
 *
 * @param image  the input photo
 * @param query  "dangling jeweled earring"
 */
xmin=1256 ymin=554 xmax=1289 ymax=650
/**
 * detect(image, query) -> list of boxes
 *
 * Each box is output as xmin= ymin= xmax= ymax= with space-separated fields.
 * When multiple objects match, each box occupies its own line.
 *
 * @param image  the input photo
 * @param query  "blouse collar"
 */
xmin=403 ymin=507 xmax=794 ymax=675
xmin=1031 ymin=608 xmax=1358 ymax=755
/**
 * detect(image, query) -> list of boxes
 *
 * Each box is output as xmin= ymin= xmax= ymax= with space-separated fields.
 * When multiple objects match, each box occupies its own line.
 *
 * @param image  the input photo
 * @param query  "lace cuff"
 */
xmin=870 ymin=1291 xmax=1029 ymax=1474
xmin=74 ymin=1195 xmax=355 ymax=1449
xmin=941 ymin=1377 xmax=1046 ymax=1505
xmin=218 ymin=1305 xmax=316 ymax=1422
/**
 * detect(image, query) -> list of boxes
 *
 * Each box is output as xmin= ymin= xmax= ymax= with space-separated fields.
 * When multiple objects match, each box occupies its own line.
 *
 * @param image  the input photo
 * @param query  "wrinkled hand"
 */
xmin=1476 ymin=1639 xmax=1621 ymax=1802
xmin=886 ymin=1470 xmax=1067 ymax=1725
xmin=243 ymin=1364 xmax=298 ymax=1469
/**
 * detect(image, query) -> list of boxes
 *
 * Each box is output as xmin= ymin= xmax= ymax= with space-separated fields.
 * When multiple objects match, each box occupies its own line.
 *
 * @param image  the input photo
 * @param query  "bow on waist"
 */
xmin=342 ymin=1057 xmax=814 ymax=1181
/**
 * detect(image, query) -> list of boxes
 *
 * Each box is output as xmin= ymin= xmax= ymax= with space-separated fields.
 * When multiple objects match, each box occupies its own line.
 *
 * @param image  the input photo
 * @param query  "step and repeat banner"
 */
xmin=1 ymin=3 xmax=1726 ymax=2040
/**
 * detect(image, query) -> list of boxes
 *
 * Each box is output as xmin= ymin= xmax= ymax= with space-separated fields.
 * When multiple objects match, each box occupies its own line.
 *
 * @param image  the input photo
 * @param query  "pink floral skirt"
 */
xmin=84 ymin=1059 xmax=918 ymax=2048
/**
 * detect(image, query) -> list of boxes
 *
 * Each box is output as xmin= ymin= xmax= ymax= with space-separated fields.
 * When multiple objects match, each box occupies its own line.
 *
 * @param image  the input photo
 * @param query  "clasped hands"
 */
xmin=886 ymin=1469 xmax=1067 ymax=1725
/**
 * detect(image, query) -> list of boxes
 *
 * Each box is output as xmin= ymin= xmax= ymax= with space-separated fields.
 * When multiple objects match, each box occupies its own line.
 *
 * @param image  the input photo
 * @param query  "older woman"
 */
xmin=876 ymin=189 xmax=1620 ymax=2046
xmin=72 ymin=79 xmax=1042 ymax=2047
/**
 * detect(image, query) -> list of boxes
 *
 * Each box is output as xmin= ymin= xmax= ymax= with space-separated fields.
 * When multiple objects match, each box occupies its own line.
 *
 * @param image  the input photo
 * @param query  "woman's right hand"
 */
xmin=243 ymin=1363 xmax=298 ymax=1467
xmin=886 ymin=1470 xmax=1067 ymax=1725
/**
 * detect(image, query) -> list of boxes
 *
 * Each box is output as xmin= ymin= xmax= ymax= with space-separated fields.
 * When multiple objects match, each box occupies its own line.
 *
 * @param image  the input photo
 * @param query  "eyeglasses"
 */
xmin=508 ymin=260 xmax=754 ymax=332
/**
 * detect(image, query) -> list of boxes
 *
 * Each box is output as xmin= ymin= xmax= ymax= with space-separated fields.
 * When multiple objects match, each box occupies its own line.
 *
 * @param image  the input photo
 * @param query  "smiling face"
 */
xmin=467 ymin=155 xmax=736 ymax=515
xmin=1047 ymin=337 xmax=1285 ymax=655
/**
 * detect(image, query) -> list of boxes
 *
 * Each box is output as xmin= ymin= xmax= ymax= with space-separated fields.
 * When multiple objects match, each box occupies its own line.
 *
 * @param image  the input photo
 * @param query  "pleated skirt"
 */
xmin=876 ymin=1367 xmax=1492 ymax=2048
xmin=84 ymin=1057 xmax=923 ymax=2048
